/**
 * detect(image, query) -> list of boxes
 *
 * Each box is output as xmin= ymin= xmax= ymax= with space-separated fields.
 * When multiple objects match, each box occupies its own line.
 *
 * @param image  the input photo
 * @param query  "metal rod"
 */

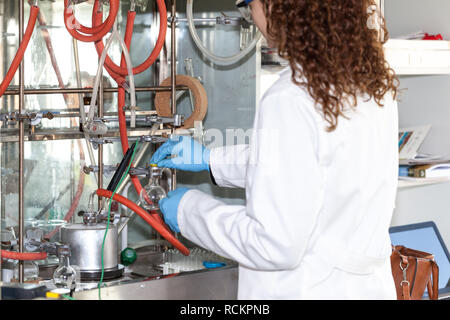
xmin=18 ymin=0 xmax=25 ymax=283
xmin=171 ymin=0 xmax=177 ymax=191
xmin=3 ymin=85 xmax=189 ymax=96
xmin=171 ymin=2 xmax=176 ymax=116
xmin=167 ymin=17 xmax=245 ymax=24
xmin=72 ymin=37 xmax=84 ymax=124
xmin=70 ymin=140 xmax=75 ymax=211
xmin=0 ymin=110 xmax=159 ymax=119
xmin=98 ymin=67 xmax=104 ymax=209
xmin=1 ymin=0 xmax=6 ymax=285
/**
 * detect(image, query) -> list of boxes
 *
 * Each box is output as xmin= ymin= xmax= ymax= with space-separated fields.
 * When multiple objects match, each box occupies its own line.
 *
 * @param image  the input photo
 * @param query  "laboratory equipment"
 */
xmin=140 ymin=165 xmax=167 ymax=211
xmin=186 ymin=0 xmax=261 ymax=65
xmin=52 ymin=253 xmax=77 ymax=289
xmin=61 ymin=222 xmax=121 ymax=281
xmin=0 ymin=0 xmax=257 ymax=299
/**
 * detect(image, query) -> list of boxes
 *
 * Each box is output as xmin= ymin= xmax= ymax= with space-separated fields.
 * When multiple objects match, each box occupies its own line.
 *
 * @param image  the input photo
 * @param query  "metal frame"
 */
xmin=1 ymin=0 xmax=181 ymax=283
xmin=73 ymin=265 xmax=238 ymax=300
xmin=18 ymin=0 xmax=25 ymax=284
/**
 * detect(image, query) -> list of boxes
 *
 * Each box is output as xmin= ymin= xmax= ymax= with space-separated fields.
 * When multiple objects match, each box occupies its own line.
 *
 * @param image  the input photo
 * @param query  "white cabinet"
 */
xmin=384 ymin=39 xmax=450 ymax=75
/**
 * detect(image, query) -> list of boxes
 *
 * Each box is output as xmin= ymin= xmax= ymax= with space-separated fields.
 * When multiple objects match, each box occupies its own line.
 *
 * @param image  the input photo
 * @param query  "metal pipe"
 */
xmin=98 ymin=68 xmax=104 ymax=209
xmin=171 ymin=0 xmax=177 ymax=191
xmin=70 ymin=140 xmax=75 ymax=212
xmin=0 ymin=0 xmax=6 ymax=285
xmin=171 ymin=1 xmax=176 ymax=116
xmin=1 ymin=110 xmax=159 ymax=119
xmin=18 ymin=0 xmax=25 ymax=283
xmin=168 ymin=17 xmax=245 ymax=24
xmin=73 ymin=36 xmax=98 ymax=185
xmin=72 ymin=38 xmax=84 ymax=124
xmin=3 ymin=85 xmax=189 ymax=95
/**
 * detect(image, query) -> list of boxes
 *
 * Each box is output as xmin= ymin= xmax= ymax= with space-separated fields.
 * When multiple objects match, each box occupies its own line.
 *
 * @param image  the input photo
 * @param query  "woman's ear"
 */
xmin=250 ymin=1 xmax=268 ymax=37
xmin=250 ymin=0 xmax=277 ymax=48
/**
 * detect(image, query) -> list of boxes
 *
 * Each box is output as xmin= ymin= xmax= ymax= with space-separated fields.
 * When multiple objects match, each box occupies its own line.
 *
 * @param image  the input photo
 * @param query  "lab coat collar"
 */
xmin=278 ymin=66 xmax=292 ymax=79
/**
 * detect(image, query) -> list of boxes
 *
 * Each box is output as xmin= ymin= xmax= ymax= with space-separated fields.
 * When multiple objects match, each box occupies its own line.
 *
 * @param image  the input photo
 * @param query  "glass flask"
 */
xmin=53 ymin=255 xmax=77 ymax=290
xmin=140 ymin=165 xmax=167 ymax=211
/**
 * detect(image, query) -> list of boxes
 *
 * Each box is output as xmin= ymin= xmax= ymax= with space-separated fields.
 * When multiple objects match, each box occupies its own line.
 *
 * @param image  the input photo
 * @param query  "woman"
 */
xmin=151 ymin=0 xmax=399 ymax=299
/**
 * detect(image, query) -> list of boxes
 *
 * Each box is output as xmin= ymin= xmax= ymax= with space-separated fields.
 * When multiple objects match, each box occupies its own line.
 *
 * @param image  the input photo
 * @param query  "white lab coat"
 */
xmin=177 ymin=67 xmax=399 ymax=300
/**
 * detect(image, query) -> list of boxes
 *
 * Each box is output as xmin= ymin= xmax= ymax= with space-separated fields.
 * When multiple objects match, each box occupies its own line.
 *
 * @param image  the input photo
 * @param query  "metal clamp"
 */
xmin=134 ymin=0 xmax=149 ymax=11
xmin=84 ymin=164 xmax=118 ymax=176
xmin=138 ymin=135 xmax=169 ymax=144
xmin=129 ymin=167 xmax=151 ymax=176
xmin=25 ymin=238 xmax=71 ymax=259
xmin=0 ymin=111 xmax=54 ymax=125
xmin=399 ymin=260 xmax=410 ymax=286
xmin=24 ymin=227 xmax=44 ymax=252
xmin=84 ymin=164 xmax=150 ymax=177
xmin=89 ymin=137 xmax=114 ymax=150
xmin=123 ymin=105 xmax=140 ymax=112
xmin=216 ymin=13 xmax=245 ymax=26
xmin=143 ymin=114 xmax=184 ymax=127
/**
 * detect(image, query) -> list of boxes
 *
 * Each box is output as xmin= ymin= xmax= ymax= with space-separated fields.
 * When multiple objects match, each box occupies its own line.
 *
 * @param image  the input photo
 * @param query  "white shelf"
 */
xmin=384 ymin=39 xmax=450 ymax=75
xmin=398 ymin=177 xmax=450 ymax=189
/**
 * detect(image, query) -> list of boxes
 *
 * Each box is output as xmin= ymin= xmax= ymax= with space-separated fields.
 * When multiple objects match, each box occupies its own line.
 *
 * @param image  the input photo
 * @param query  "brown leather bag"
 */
xmin=390 ymin=245 xmax=439 ymax=300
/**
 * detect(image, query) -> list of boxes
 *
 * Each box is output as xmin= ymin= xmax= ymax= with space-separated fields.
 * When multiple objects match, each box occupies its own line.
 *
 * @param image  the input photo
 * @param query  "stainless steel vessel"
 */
xmin=61 ymin=223 xmax=122 ymax=281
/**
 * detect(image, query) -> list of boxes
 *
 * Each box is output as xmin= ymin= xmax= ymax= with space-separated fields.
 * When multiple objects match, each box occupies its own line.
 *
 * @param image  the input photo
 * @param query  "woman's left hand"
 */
xmin=159 ymin=188 xmax=190 ymax=233
xmin=150 ymin=136 xmax=211 ymax=172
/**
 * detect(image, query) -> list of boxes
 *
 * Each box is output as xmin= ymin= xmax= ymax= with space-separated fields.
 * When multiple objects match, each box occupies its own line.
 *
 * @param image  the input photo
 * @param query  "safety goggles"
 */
xmin=236 ymin=0 xmax=254 ymax=23
xmin=236 ymin=0 xmax=254 ymax=7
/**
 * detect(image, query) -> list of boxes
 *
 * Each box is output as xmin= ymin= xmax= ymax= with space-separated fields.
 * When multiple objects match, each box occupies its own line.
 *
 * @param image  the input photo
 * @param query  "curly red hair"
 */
xmin=262 ymin=0 xmax=399 ymax=131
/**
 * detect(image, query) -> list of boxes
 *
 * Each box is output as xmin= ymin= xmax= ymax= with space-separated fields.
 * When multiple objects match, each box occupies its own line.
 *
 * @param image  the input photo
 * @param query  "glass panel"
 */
xmin=0 ymin=0 xmax=258 ymax=249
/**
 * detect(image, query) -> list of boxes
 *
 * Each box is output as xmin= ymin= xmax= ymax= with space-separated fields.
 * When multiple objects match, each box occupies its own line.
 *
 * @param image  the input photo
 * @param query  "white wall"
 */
xmin=385 ymin=0 xmax=450 ymax=247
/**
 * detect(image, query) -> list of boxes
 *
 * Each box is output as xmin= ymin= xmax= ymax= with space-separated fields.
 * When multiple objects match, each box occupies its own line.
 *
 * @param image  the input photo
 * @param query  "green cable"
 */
xmin=98 ymin=141 xmax=139 ymax=300
xmin=62 ymin=294 xmax=76 ymax=301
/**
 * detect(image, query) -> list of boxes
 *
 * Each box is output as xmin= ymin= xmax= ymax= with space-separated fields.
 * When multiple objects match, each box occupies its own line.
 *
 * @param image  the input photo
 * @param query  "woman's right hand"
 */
xmin=150 ymin=135 xmax=211 ymax=172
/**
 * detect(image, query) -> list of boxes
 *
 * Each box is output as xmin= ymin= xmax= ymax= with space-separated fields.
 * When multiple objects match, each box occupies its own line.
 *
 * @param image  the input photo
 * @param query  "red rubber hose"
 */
xmin=0 ymin=5 xmax=39 ymax=98
xmin=65 ymin=0 xmax=115 ymax=35
xmin=1 ymin=250 xmax=47 ymax=261
xmin=92 ymin=1 xmax=170 ymax=239
xmin=95 ymin=8 xmax=166 ymax=225
xmin=93 ymin=0 xmax=167 ymax=76
xmin=63 ymin=0 xmax=119 ymax=43
xmin=97 ymin=10 xmax=136 ymax=85
xmin=96 ymin=189 xmax=190 ymax=256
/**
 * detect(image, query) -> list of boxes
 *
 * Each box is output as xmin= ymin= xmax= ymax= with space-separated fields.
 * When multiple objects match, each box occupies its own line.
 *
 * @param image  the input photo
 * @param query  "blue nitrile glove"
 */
xmin=150 ymin=136 xmax=211 ymax=172
xmin=159 ymin=188 xmax=190 ymax=233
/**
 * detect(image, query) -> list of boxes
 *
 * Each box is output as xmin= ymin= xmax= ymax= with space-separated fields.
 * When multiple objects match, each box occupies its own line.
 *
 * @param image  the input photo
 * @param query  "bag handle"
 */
xmin=427 ymin=261 xmax=439 ymax=300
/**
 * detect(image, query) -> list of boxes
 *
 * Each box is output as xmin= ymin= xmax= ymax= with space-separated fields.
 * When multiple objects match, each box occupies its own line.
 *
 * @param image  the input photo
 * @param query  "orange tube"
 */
xmin=0 ymin=5 xmax=39 ymax=98
xmin=96 ymin=10 xmax=136 ymax=85
xmin=94 ymin=6 xmax=166 ymax=225
xmin=63 ymin=0 xmax=119 ymax=43
xmin=92 ymin=2 xmax=175 ymax=246
xmin=1 ymin=250 xmax=47 ymax=261
xmin=96 ymin=189 xmax=190 ymax=256
xmin=93 ymin=0 xmax=167 ymax=76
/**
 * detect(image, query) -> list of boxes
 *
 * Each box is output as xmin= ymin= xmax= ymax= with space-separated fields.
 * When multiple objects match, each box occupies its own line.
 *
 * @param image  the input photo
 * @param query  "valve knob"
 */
xmin=120 ymin=247 xmax=137 ymax=266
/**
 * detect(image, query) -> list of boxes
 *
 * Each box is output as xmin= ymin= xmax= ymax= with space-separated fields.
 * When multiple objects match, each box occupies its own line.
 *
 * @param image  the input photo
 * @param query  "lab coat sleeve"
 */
xmin=178 ymin=92 xmax=324 ymax=271
xmin=209 ymin=144 xmax=250 ymax=188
